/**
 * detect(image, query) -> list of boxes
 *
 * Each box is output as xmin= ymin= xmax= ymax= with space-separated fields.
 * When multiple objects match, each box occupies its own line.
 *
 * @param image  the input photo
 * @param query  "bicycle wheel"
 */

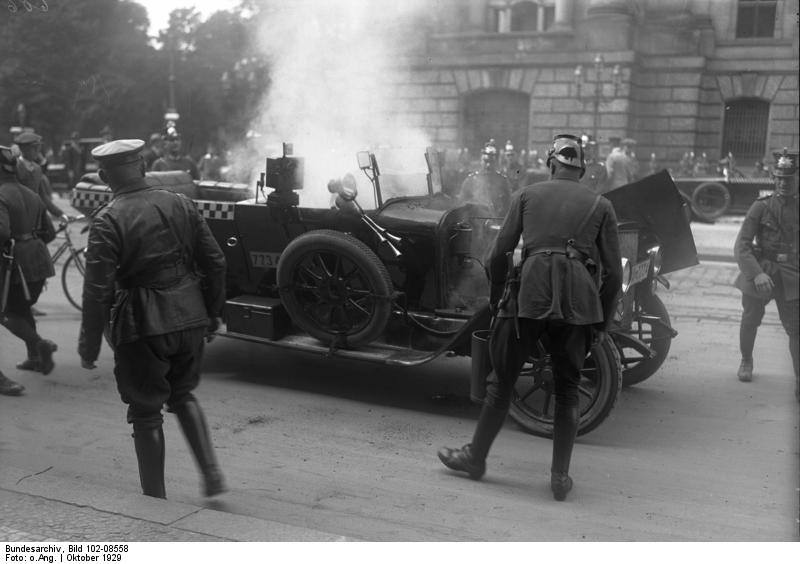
xmin=62 ymin=247 xmax=86 ymax=311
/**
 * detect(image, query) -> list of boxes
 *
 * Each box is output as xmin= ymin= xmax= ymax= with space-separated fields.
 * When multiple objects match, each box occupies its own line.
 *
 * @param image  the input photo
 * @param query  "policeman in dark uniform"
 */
xmin=579 ymin=134 xmax=608 ymax=193
xmin=438 ymin=134 xmax=622 ymax=501
xmin=455 ymin=140 xmax=512 ymax=216
xmin=78 ymin=139 xmax=227 ymax=498
xmin=151 ymin=126 xmax=199 ymax=180
xmin=14 ymin=131 xmax=66 ymax=219
xmin=0 ymin=144 xmax=58 ymax=390
xmin=734 ymin=148 xmax=799 ymax=401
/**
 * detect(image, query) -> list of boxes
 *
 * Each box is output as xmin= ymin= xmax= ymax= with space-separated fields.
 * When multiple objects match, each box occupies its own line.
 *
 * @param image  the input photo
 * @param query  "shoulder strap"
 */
xmin=575 ymin=194 xmax=601 ymax=234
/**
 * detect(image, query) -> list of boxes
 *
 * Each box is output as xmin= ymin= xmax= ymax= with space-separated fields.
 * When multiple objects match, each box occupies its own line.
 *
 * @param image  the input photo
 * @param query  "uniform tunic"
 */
xmin=734 ymin=192 xmax=799 ymax=302
xmin=0 ymin=176 xmax=55 ymax=283
xmin=78 ymin=179 xmax=226 ymax=363
xmin=15 ymin=158 xmax=64 ymax=218
xmin=151 ymin=155 xmax=199 ymax=180
xmin=485 ymin=178 xmax=622 ymax=328
xmin=457 ymin=170 xmax=512 ymax=216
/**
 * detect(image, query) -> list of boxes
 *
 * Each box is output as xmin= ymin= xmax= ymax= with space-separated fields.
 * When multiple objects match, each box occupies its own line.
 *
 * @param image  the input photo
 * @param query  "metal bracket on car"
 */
xmin=638 ymin=314 xmax=679 ymax=338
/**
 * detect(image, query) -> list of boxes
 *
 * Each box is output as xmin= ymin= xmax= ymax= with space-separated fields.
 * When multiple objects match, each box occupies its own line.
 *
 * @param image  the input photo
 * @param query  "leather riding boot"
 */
xmin=132 ymin=426 xmax=166 ymax=499
xmin=173 ymin=399 xmax=227 ymax=497
xmin=16 ymin=343 xmax=40 ymax=372
xmin=0 ymin=371 xmax=25 ymax=396
xmin=551 ymin=404 xmax=579 ymax=501
xmin=737 ymin=358 xmax=753 ymax=382
xmin=437 ymin=403 xmax=507 ymax=480
xmin=789 ymin=337 xmax=799 ymax=402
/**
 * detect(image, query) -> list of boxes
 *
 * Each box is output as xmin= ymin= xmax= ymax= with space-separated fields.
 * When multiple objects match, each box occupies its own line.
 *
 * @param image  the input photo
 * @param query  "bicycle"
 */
xmin=50 ymin=214 xmax=88 ymax=311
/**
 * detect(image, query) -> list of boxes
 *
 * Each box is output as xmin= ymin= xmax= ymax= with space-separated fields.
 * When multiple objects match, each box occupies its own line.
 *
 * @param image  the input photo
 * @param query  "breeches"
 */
xmin=741 ymin=293 xmax=800 ymax=337
xmin=487 ymin=317 xmax=593 ymax=410
xmin=113 ymin=326 xmax=207 ymax=429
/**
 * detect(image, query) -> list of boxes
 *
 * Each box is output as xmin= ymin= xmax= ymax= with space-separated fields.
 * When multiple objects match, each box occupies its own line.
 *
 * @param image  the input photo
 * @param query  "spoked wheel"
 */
xmin=277 ymin=230 xmax=393 ymax=348
xmin=509 ymin=337 xmax=622 ymax=438
xmin=619 ymin=292 xmax=673 ymax=387
xmin=691 ymin=182 xmax=730 ymax=222
xmin=62 ymin=247 xmax=86 ymax=311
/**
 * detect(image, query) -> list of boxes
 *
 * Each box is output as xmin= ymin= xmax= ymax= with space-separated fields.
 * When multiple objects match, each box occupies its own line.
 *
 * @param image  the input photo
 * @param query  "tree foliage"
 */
xmin=0 ymin=0 xmax=268 ymax=159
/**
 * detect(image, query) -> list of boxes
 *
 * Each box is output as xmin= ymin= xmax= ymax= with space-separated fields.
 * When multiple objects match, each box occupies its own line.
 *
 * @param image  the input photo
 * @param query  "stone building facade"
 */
xmin=389 ymin=0 xmax=799 ymax=170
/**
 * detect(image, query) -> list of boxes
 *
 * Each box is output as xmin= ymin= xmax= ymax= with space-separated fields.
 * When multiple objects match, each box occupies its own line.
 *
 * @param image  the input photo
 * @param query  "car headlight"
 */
xmin=647 ymin=245 xmax=663 ymax=277
xmin=620 ymin=257 xmax=632 ymax=293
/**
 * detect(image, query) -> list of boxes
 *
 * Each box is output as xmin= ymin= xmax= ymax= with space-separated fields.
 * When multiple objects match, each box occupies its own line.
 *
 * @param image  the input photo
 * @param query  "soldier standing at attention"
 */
xmin=456 ymin=140 xmax=512 ymax=217
xmin=0 ymin=145 xmax=58 ymax=391
xmin=151 ymin=126 xmax=199 ymax=180
xmin=437 ymin=134 xmax=622 ymax=501
xmin=13 ymin=131 xmax=66 ymax=220
xmin=78 ymin=139 xmax=228 ymax=498
xmin=734 ymin=148 xmax=799 ymax=401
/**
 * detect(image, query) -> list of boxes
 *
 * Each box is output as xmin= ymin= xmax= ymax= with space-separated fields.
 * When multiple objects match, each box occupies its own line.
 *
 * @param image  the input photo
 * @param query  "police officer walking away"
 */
xmin=734 ymin=148 xmax=799 ymax=401
xmin=438 ymin=134 xmax=622 ymax=501
xmin=78 ymin=139 xmax=228 ymax=498
xmin=0 ymin=145 xmax=58 ymax=393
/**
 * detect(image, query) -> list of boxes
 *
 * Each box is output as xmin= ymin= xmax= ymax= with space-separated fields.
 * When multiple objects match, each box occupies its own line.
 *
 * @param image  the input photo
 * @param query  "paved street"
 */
xmin=1 ymin=205 xmax=798 ymax=542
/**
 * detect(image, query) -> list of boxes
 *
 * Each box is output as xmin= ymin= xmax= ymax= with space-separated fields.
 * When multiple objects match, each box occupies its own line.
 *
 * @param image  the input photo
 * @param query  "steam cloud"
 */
xmin=234 ymin=0 xmax=433 ymax=207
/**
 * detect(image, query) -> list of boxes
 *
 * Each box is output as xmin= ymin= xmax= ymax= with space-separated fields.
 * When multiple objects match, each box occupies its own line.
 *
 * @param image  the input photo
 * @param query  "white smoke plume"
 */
xmin=236 ymin=0 xmax=433 ymax=207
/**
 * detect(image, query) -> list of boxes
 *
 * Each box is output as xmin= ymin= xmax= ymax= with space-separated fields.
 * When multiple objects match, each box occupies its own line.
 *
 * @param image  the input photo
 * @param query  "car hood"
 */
xmin=604 ymin=170 xmax=699 ymax=274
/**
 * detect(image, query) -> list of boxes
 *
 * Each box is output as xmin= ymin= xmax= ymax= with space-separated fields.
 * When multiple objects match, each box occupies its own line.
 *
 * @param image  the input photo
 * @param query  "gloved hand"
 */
xmin=206 ymin=316 xmax=222 ymax=343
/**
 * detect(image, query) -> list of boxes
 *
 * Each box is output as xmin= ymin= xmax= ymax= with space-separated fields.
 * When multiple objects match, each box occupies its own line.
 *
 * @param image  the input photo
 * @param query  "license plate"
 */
xmin=249 ymin=251 xmax=281 ymax=269
xmin=630 ymin=260 xmax=650 ymax=285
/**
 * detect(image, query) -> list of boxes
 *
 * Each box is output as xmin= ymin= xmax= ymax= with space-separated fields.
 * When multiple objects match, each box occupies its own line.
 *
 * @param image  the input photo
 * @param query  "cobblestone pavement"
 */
xmin=0 ymin=490 xmax=221 ymax=542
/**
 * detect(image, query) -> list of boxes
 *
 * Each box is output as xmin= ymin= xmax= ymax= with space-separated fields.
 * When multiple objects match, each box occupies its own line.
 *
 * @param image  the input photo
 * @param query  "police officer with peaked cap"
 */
xmin=13 ymin=131 xmax=66 ymax=219
xmin=0 ymin=144 xmax=58 ymax=392
xmin=78 ymin=139 xmax=228 ymax=498
xmin=438 ymin=134 xmax=623 ymax=501
xmin=456 ymin=139 xmax=513 ymax=216
xmin=734 ymin=148 xmax=799 ymax=401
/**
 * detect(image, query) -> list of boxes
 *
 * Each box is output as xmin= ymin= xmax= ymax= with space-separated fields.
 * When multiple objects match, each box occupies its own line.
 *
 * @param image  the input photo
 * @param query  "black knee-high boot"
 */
xmin=132 ymin=426 xmax=166 ymax=499
xmin=172 ymin=399 xmax=226 ymax=497
xmin=438 ymin=403 xmax=507 ymax=480
xmin=551 ymin=403 xmax=579 ymax=501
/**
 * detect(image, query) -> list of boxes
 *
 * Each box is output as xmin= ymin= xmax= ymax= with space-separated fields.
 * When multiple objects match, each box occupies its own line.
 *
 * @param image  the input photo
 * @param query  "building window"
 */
xmin=493 ymin=1 xmax=555 ymax=33
xmin=735 ymin=0 xmax=777 ymax=38
xmin=721 ymin=98 xmax=770 ymax=164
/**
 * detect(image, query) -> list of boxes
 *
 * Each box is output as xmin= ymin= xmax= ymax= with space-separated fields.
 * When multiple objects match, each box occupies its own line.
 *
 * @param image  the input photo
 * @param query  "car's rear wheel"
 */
xmin=509 ymin=337 xmax=622 ymax=438
xmin=277 ymin=229 xmax=393 ymax=348
xmin=691 ymin=181 xmax=730 ymax=222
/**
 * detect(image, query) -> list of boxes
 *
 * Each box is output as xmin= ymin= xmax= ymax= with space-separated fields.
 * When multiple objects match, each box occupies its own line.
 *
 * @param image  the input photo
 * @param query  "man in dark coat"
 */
xmin=438 ymin=134 xmax=622 ymax=501
xmin=733 ymin=148 xmax=798 ymax=401
xmin=151 ymin=126 xmax=199 ymax=180
xmin=78 ymin=139 xmax=227 ymax=498
xmin=0 ymin=145 xmax=58 ymax=393
xmin=14 ymin=131 xmax=66 ymax=219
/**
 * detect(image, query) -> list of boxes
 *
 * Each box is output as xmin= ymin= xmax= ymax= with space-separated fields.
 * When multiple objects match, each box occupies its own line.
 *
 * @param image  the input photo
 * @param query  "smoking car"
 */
xmin=72 ymin=146 xmax=697 ymax=437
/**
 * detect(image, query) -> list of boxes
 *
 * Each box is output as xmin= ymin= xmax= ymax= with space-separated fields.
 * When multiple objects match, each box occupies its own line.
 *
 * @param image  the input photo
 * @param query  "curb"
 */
xmin=1 ymin=466 xmax=352 ymax=542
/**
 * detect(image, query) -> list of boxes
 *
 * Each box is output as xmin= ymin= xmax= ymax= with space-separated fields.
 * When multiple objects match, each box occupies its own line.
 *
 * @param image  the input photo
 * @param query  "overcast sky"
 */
xmin=135 ymin=0 xmax=241 ymax=35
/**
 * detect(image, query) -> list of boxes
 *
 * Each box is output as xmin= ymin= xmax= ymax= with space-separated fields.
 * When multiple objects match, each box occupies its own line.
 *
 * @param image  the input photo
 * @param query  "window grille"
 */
xmin=721 ymin=98 xmax=770 ymax=163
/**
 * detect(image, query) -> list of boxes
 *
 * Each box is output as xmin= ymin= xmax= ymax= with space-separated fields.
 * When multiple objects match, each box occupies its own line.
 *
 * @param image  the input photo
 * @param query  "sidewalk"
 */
xmin=1 ymin=465 xmax=351 ymax=542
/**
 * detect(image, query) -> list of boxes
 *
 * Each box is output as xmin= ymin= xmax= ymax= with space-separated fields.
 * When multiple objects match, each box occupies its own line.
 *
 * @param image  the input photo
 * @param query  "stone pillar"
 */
xmin=584 ymin=0 xmax=634 ymax=50
xmin=551 ymin=0 xmax=574 ymax=31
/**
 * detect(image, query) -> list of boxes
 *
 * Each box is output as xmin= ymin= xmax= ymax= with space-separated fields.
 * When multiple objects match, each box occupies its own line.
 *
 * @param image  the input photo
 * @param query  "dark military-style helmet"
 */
xmin=546 ymin=134 xmax=586 ymax=171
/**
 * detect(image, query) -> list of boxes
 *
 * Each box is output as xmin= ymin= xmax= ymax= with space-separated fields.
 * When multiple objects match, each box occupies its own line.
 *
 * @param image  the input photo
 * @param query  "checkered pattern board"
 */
xmin=71 ymin=185 xmax=112 ymax=212
xmin=194 ymin=200 xmax=236 ymax=221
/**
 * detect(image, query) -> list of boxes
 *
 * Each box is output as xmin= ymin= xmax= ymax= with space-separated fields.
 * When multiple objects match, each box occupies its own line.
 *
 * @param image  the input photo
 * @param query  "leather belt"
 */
xmin=14 ymin=233 xmax=36 ymax=242
xmin=119 ymin=264 xmax=190 ymax=290
xmin=523 ymin=246 xmax=584 ymax=260
xmin=762 ymin=250 xmax=797 ymax=264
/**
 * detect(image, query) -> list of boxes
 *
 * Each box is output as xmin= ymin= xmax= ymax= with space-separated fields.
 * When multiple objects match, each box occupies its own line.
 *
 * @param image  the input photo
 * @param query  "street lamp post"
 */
xmin=573 ymin=54 xmax=622 ymax=140
xmin=165 ymin=39 xmax=180 ymax=126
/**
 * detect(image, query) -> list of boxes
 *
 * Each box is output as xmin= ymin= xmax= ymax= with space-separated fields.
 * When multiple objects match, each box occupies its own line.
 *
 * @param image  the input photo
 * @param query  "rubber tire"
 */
xmin=509 ymin=337 xmax=622 ymax=438
xmin=277 ymin=229 xmax=393 ymax=348
xmin=620 ymin=292 xmax=672 ymax=387
xmin=691 ymin=182 xmax=730 ymax=222
xmin=62 ymin=247 xmax=86 ymax=312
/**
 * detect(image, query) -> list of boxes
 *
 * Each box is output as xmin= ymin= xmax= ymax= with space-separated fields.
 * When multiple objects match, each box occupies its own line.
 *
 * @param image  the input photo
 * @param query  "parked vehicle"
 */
xmin=672 ymin=172 xmax=772 ymax=222
xmin=71 ymin=148 xmax=697 ymax=438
